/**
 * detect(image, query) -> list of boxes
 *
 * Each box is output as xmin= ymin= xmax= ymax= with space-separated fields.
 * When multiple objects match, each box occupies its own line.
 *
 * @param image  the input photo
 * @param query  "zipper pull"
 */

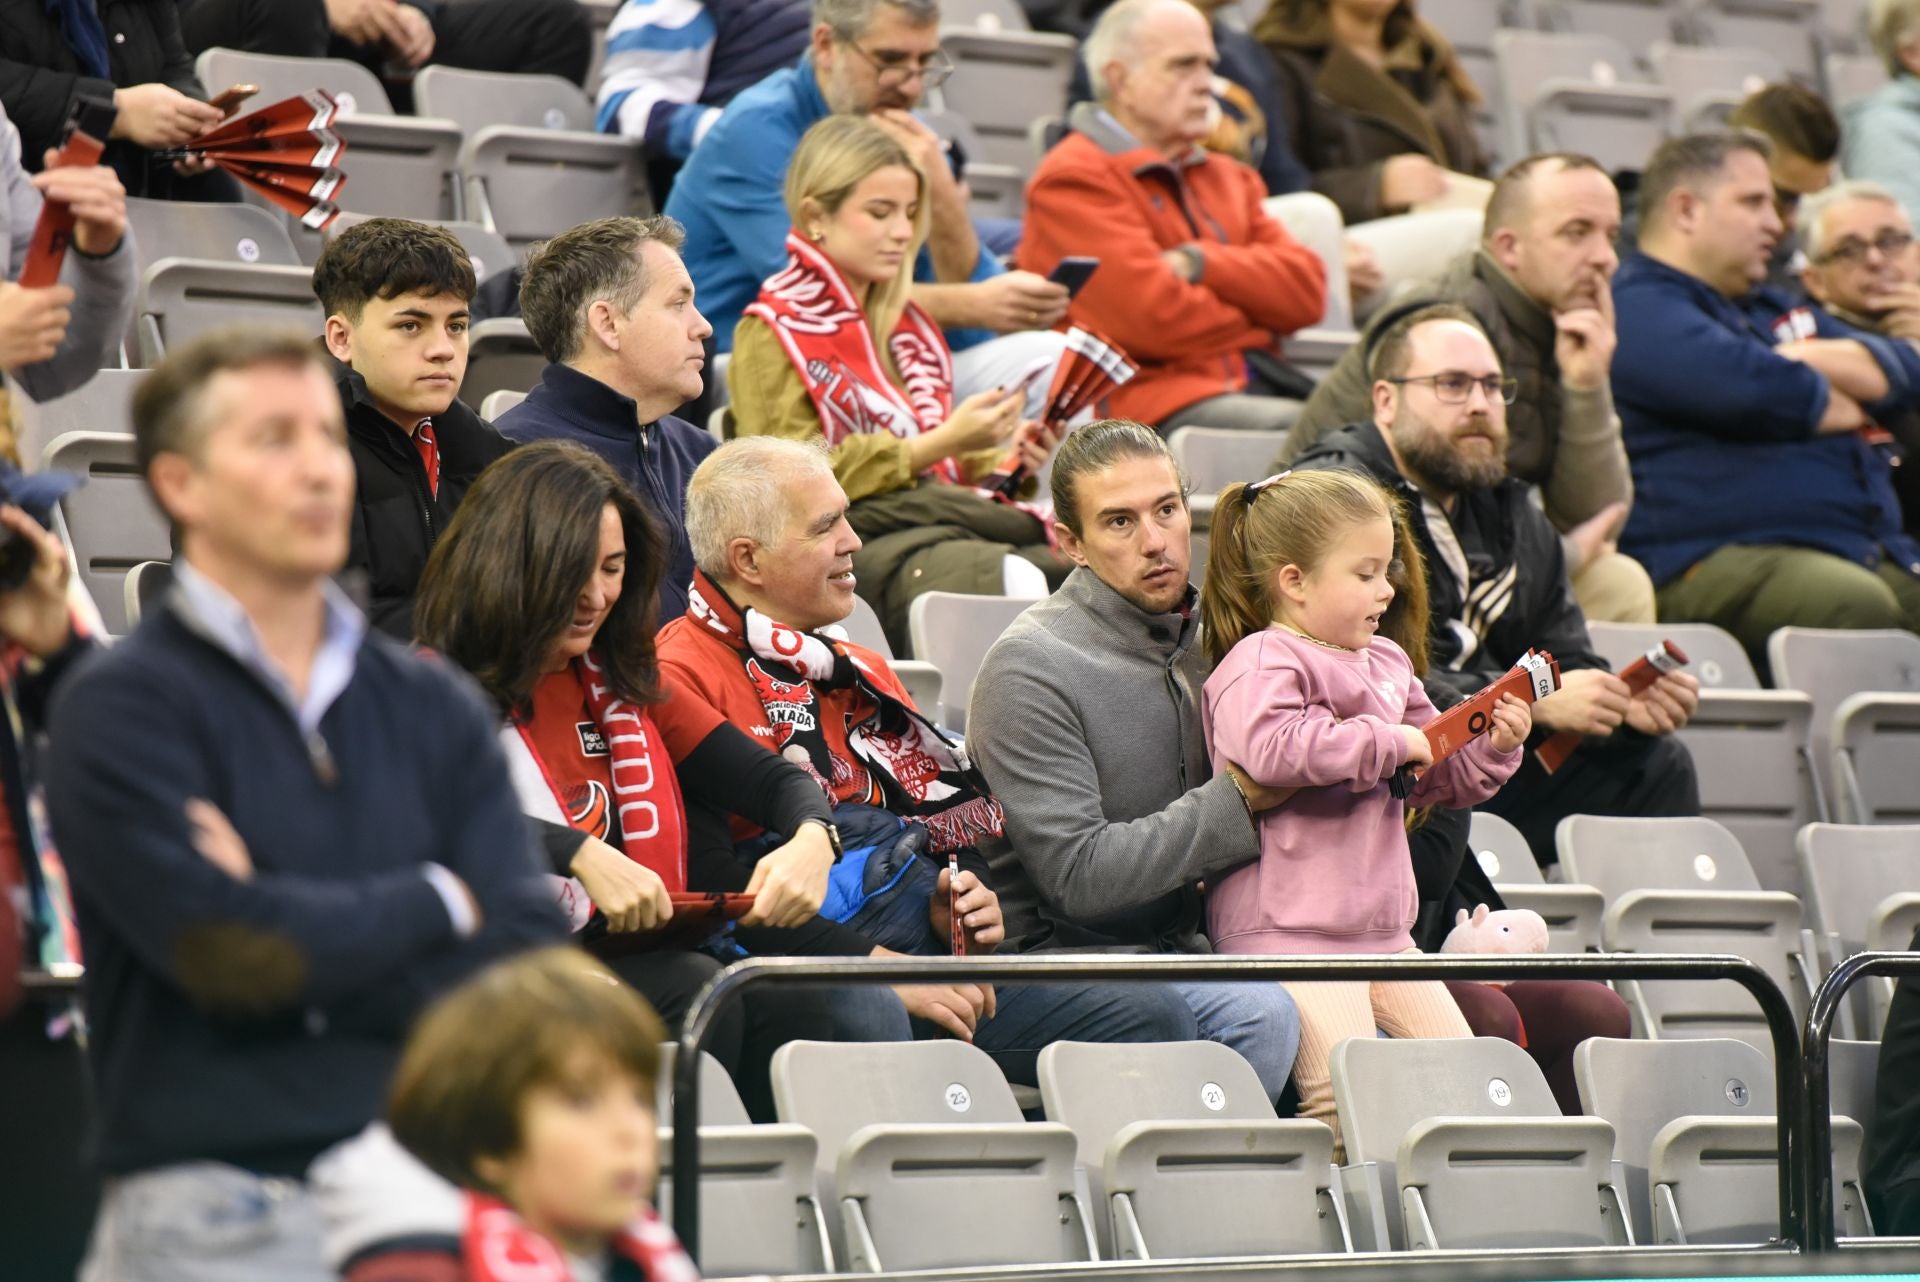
xmin=306 ymin=731 xmax=338 ymax=788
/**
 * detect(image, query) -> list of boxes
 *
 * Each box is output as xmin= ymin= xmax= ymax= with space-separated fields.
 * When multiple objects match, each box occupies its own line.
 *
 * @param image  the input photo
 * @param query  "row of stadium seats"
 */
xmin=659 ymin=1029 xmax=1876 ymax=1275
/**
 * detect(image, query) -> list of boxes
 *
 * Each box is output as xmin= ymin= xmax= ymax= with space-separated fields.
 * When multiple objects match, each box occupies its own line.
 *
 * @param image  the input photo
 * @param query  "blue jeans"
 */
xmin=922 ymin=982 xmax=1199 ymax=1087
xmin=82 ymin=1162 xmax=331 ymax=1282
xmin=1169 ymin=979 xmax=1303 ymax=1105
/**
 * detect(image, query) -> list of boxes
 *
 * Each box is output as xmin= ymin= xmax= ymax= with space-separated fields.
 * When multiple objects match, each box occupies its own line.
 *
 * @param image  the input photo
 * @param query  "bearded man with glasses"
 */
xmin=1295 ymin=303 xmax=1701 ymax=872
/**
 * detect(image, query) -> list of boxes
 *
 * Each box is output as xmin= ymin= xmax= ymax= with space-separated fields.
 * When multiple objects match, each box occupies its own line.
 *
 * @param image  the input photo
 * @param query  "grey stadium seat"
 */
xmin=1557 ymin=815 xmax=1817 ymax=1051
xmin=460 ymin=318 xmax=547 ymax=416
xmin=414 ymin=66 xmax=652 ymax=253
xmin=478 ymin=390 xmax=527 ymax=421
xmin=12 ymin=368 xmax=142 ymax=476
xmin=1650 ymin=42 xmax=1789 ymax=130
xmin=1492 ymin=30 xmax=1675 ymax=175
xmin=771 ymin=1039 xmax=1094 ymax=1272
xmin=1691 ymin=0 xmax=1821 ymax=82
xmin=1799 ymin=823 xmax=1920 ymax=1037
xmin=935 ymin=28 xmax=1077 ymax=174
xmin=1824 ymin=50 xmax=1888 ymax=104
xmin=1570 ymin=1036 xmax=1867 ymax=1244
xmin=840 ymin=595 xmax=945 ymax=725
xmin=910 ymin=592 xmax=1037 ymax=733
xmin=1536 ymin=0 xmax=1688 ymax=64
xmin=1168 ymin=426 xmax=1289 ymax=526
xmin=135 ymin=260 xmax=323 ymax=368
xmin=1331 ymin=1035 xmax=1628 ymax=1250
xmin=125 ymin=197 xmax=302 ymax=268
xmin=1768 ymin=626 xmax=1920 ymax=823
xmin=122 ymin=560 xmax=172 ymax=632
xmin=1470 ymin=810 xmax=1606 ymax=952
xmin=1586 ymin=620 xmax=1823 ymax=896
xmin=40 ymin=433 xmax=172 ymax=637
xmin=195 ymin=50 xmax=463 ymax=221
xmin=1037 ymin=1040 xmax=1349 ymax=1259
xmin=656 ymin=1047 xmax=832 ymax=1276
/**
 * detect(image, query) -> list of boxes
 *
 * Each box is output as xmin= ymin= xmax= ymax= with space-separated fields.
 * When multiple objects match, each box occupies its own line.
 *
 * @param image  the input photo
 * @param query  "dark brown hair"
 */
xmin=1637 ymin=131 xmax=1775 ymax=239
xmin=1199 ymin=468 xmax=1429 ymax=668
xmin=132 ymin=327 xmax=327 ymax=483
xmin=519 ymin=216 xmax=688 ymax=364
xmin=1049 ymin=418 xmax=1186 ymax=535
xmin=414 ymin=441 xmax=666 ymax=713
xmin=312 ymin=218 xmax=477 ymax=323
xmin=388 ymin=947 xmax=666 ymax=1193
xmin=1727 ymin=83 xmax=1840 ymax=164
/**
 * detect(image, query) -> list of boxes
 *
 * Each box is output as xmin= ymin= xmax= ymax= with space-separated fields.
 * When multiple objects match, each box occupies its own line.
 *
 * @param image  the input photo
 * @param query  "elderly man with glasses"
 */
xmin=1293 ymin=302 xmax=1701 ymax=871
xmin=663 ymin=0 xmax=1073 ymax=405
xmin=1800 ymin=181 xmax=1920 ymax=339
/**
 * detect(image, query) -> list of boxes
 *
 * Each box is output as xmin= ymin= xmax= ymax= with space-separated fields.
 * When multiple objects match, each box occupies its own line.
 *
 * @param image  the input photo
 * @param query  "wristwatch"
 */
xmin=807 ymin=819 xmax=845 ymax=862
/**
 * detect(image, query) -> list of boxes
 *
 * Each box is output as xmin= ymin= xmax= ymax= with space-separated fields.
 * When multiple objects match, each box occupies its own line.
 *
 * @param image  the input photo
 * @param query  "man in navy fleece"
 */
xmin=47 ymin=328 xmax=562 ymax=1282
xmin=1613 ymin=131 xmax=1920 ymax=673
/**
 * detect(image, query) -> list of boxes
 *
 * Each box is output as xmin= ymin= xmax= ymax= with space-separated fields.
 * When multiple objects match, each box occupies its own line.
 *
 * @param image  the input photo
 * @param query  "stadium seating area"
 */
xmin=14 ymin=0 xmax=1920 ymax=1278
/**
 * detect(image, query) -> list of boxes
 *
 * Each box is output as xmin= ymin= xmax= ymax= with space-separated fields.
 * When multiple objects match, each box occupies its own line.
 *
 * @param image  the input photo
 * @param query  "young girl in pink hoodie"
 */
xmin=1198 ymin=468 xmax=1530 ymax=1153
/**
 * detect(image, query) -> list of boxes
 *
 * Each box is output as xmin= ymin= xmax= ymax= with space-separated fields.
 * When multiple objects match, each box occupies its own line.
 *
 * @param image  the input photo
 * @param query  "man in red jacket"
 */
xmin=1018 ymin=0 xmax=1326 ymax=434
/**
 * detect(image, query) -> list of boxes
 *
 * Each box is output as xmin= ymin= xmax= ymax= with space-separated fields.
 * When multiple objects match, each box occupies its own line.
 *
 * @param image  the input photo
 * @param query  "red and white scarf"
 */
xmin=503 ymin=653 xmax=687 ymax=928
xmin=685 ymin=572 xmax=1005 ymax=854
xmin=463 ymin=1194 xmax=699 ymax=1282
xmin=743 ymin=232 xmax=961 ymax=484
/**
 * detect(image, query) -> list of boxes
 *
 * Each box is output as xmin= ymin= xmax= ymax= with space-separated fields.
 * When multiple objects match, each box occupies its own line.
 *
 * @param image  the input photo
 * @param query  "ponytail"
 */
xmin=1195 ymin=466 xmax=1405 ymax=668
xmin=1378 ymin=493 xmax=1432 ymax=674
xmin=1200 ymin=481 xmax=1272 ymax=667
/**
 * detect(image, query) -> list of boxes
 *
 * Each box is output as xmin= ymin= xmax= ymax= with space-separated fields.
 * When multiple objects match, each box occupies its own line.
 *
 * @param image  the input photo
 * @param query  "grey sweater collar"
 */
xmin=1058 ymin=566 xmax=1198 ymax=662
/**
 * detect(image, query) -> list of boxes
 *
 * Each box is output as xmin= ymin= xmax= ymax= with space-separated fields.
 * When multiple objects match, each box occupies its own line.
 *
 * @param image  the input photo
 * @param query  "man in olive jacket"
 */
xmin=1280 ymin=152 xmax=1650 ymax=624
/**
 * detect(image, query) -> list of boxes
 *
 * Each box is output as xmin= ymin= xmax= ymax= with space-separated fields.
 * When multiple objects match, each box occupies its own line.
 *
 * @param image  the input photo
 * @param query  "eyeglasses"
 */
xmin=1387 ymin=372 xmax=1519 ymax=405
xmin=842 ymin=40 xmax=954 ymax=90
xmin=1817 ymin=229 xmax=1916 ymax=267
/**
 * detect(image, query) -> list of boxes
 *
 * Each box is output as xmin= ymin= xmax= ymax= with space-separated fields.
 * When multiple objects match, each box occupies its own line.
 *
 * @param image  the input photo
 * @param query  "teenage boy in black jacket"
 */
xmin=1294 ymin=303 xmax=1703 ymax=870
xmin=46 ymin=327 xmax=561 ymax=1280
xmin=315 ymin=217 xmax=513 ymax=638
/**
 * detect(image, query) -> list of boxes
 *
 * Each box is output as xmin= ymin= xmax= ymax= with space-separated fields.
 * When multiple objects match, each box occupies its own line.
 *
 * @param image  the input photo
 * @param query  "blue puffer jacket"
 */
xmin=1612 ymin=250 xmax=1920 ymax=586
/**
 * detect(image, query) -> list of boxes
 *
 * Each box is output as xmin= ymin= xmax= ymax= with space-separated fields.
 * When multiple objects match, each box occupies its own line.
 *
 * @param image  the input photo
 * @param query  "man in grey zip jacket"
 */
xmin=1 ymin=99 xmax=133 ymax=403
xmin=967 ymin=418 xmax=1302 ymax=1103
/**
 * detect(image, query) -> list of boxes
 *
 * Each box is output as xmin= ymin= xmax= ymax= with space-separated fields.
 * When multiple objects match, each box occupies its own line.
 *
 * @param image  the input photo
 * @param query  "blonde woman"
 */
xmin=727 ymin=114 xmax=1066 ymax=654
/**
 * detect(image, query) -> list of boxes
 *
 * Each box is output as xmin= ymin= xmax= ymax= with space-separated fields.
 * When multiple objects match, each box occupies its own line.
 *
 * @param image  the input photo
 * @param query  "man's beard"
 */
xmin=1392 ymin=411 xmax=1509 ymax=493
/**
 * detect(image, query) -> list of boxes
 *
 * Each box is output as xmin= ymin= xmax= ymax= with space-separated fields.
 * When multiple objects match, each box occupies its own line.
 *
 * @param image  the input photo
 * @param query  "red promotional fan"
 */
xmin=18 ymin=96 xmax=115 ymax=288
xmin=165 ymin=93 xmax=348 ymax=231
xmin=981 ymin=327 xmax=1137 ymax=499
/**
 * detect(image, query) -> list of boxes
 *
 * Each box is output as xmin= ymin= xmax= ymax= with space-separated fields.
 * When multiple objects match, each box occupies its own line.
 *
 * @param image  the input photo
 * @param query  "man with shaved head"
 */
xmin=1283 ymin=152 xmax=1647 ymax=622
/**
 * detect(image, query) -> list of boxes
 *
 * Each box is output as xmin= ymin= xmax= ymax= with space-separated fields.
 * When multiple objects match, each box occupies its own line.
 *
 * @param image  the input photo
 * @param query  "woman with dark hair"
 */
xmin=1255 ymin=0 xmax=1490 ymax=223
xmin=415 ymin=440 xmax=907 ymax=1116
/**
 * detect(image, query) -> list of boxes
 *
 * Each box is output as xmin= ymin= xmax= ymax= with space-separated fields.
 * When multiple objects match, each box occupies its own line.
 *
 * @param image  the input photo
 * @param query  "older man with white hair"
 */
xmin=654 ymin=435 xmax=1203 ymax=1083
xmin=1800 ymin=180 xmax=1920 ymax=338
xmin=1017 ymin=0 xmax=1326 ymax=434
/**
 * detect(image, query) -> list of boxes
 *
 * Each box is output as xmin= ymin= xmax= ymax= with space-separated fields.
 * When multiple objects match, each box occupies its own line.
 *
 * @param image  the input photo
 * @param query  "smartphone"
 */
xmin=1007 ymin=354 xmax=1055 ymax=404
xmin=1047 ymin=256 xmax=1100 ymax=298
xmin=949 ymin=851 xmax=967 ymax=956
xmin=210 ymin=84 xmax=260 ymax=116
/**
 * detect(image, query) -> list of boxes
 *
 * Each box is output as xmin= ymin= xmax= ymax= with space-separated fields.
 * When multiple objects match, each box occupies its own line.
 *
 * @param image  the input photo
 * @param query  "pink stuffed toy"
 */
xmin=1439 ymin=903 xmax=1548 ymax=986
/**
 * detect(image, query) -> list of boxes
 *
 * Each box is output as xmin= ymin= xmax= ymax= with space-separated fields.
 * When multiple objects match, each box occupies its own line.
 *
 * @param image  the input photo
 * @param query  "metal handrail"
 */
xmin=670 ymin=951 xmax=1803 ymax=1262
xmin=1802 ymin=950 xmax=1920 ymax=1250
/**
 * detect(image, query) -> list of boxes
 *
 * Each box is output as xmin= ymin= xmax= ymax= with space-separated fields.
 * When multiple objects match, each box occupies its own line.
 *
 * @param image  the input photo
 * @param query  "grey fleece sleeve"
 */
xmin=2 ymin=103 xmax=134 ymax=403
xmin=969 ymin=636 xmax=1261 ymax=926
xmin=1540 ymin=380 xmax=1633 ymax=534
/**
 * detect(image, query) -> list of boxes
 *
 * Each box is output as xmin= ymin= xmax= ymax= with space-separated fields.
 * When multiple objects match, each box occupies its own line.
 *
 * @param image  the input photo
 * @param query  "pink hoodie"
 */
xmin=1201 ymin=627 xmax=1522 ymax=955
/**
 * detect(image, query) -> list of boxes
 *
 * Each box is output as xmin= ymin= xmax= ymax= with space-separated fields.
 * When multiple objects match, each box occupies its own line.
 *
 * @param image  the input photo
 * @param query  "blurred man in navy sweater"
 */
xmin=47 ymin=327 xmax=561 ymax=1282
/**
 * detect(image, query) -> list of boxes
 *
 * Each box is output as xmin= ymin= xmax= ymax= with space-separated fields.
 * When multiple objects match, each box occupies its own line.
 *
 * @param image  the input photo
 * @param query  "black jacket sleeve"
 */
xmin=677 ymin=719 xmax=835 ymax=839
xmin=0 ymin=61 xmax=116 ymax=167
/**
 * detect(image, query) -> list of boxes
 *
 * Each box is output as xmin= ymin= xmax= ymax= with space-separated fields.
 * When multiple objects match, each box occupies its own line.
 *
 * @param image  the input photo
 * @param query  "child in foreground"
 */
xmin=1197 ymin=469 xmax=1530 ymax=1154
xmin=316 ymin=947 xmax=697 ymax=1282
